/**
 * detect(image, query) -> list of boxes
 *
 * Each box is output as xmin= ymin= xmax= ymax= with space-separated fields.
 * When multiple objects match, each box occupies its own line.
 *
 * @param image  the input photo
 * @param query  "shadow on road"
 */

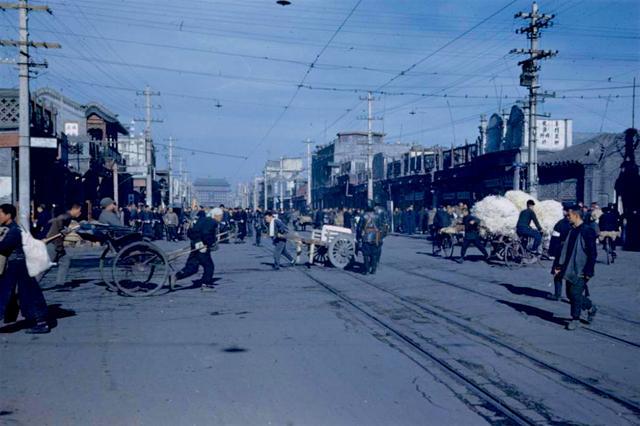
xmin=500 ymin=283 xmax=553 ymax=300
xmin=497 ymin=300 xmax=567 ymax=326
xmin=43 ymin=278 xmax=94 ymax=292
xmin=0 ymin=304 xmax=76 ymax=333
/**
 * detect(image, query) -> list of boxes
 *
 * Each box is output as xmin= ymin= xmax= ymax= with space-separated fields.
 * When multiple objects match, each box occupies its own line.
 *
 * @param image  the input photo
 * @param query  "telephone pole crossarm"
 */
xmin=1 ymin=0 xmax=60 ymax=226
xmin=511 ymin=1 xmax=557 ymax=198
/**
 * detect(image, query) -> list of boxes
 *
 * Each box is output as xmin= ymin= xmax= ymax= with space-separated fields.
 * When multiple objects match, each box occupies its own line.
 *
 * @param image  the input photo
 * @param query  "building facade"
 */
xmin=193 ymin=178 xmax=232 ymax=207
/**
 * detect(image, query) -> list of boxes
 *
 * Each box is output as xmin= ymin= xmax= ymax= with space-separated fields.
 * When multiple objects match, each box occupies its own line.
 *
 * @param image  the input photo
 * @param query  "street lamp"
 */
xmin=276 ymin=0 xmax=291 ymax=5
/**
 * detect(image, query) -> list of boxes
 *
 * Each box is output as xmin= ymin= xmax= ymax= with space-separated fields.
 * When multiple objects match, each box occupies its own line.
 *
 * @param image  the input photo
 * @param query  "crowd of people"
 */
xmin=0 ymin=192 xmax=628 ymax=336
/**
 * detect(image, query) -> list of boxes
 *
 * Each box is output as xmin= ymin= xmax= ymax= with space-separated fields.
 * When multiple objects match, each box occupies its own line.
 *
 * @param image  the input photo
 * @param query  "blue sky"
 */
xmin=1 ymin=0 xmax=638 ymax=184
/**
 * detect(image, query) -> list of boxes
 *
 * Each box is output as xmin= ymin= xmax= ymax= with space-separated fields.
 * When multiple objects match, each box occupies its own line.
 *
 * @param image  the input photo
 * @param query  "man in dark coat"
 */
xmin=516 ymin=199 xmax=543 ymax=252
xmin=432 ymin=205 xmax=453 ymax=253
xmin=357 ymin=206 xmax=384 ymax=274
xmin=0 ymin=204 xmax=50 ymax=333
xmin=139 ymin=205 xmax=155 ymax=239
xmin=554 ymin=205 xmax=598 ymax=330
xmin=33 ymin=204 xmax=52 ymax=239
xmin=598 ymin=205 xmax=621 ymax=257
xmin=171 ymin=208 xmax=220 ymax=290
xmin=458 ymin=210 xmax=488 ymax=263
xmin=253 ymin=208 xmax=265 ymax=246
xmin=548 ymin=206 xmax=572 ymax=300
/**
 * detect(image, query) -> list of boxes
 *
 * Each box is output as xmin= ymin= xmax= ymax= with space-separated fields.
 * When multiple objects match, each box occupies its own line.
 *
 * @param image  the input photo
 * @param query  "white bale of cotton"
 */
xmin=505 ymin=190 xmax=539 ymax=211
xmin=471 ymin=195 xmax=519 ymax=236
xmin=537 ymin=199 xmax=564 ymax=235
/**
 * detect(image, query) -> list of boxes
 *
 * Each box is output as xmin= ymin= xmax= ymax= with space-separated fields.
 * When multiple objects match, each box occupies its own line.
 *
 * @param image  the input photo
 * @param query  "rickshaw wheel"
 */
xmin=112 ymin=242 xmax=168 ymax=296
xmin=99 ymin=247 xmax=117 ymax=291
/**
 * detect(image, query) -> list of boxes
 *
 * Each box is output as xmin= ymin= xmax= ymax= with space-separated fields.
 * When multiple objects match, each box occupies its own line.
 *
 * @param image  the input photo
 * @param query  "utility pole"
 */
xmin=135 ymin=86 xmax=162 ymax=207
xmin=164 ymin=137 xmax=176 ymax=207
xmin=263 ymin=168 xmax=268 ymax=211
xmin=1 ymin=1 xmax=60 ymax=226
xmin=302 ymin=138 xmax=313 ymax=209
xmin=279 ymin=156 xmax=284 ymax=210
xmin=512 ymin=1 xmax=557 ymax=198
xmin=253 ymin=176 xmax=259 ymax=210
xmin=112 ymin=162 xmax=118 ymax=206
xmin=632 ymin=77 xmax=636 ymax=129
xmin=358 ymin=92 xmax=382 ymax=205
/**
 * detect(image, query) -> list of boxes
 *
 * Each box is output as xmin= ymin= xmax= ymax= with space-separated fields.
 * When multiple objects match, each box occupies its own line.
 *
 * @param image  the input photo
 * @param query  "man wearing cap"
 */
xmin=98 ymin=198 xmax=122 ymax=227
xmin=554 ymin=205 xmax=598 ymax=330
xmin=171 ymin=207 xmax=221 ymax=290
xmin=516 ymin=199 xmax=543 ymax=253
xmin=263 ymin=211 xmax=295 ymax=270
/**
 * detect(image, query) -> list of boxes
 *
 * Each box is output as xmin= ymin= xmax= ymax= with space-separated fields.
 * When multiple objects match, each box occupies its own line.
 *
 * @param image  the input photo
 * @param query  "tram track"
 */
xmin=294 ymin=265 xmax=640 ymax=425
xmin=393 ymin=233 xmax=640 ymax=328
xmin=335 ymin=266 xmax=640 ymax=417
xmin=298 ymin=270 xmax=540 ymax=425
xmin=255 ymin=244 xmax=537 ymax=424
xmin=255 ymin=239 xmax=640 ymax=423
xmin=383 ymin=260 xmax=640 ymax=349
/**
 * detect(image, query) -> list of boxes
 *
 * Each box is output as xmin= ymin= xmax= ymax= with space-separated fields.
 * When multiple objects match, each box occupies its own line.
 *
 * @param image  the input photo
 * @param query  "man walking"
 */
xmin=458 ymin=209 xmax=488 ymax=263
xmin=548 ymin=206 xmax=572 ymax=300
xmin=163 ymin=208 xmax=179 ymax=242
xmin=253 ymin=208 xmax=265 ymax=246
xmin=264 ymin=211 xmax=295 ymax=270
xmin=357 ymin=205 xmax=384 ymax=275
xmin=432 ymin=205 xmax=453 ymax=253
xmin=554 ymin=205 xmax=598 ymax=330
xmin=0 ymin=204 xmax=50 ymax=333
xmin=171 ymin=208 xmax=220 ymax=290
xmin=45 ymin=203 xmax=83 ymax=287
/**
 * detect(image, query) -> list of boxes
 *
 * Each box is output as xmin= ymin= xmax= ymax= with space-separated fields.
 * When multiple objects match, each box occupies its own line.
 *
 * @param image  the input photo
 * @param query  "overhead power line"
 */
xmin=239 ymin=0 xmax=363 ymax=165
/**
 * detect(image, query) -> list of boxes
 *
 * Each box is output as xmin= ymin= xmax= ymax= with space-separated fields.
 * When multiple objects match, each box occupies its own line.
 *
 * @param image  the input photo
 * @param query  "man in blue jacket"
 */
xmin=264 ymin=211 xmax=295 ymax=270
xmin=554 ymin=205 xmax=598 ymax=330
xmin=0 ymin=204 xmax=50 ymax=333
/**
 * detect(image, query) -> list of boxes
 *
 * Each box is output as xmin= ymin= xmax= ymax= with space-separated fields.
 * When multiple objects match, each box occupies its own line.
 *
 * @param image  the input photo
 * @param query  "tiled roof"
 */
xmin=538 ymin=133 xmax=621 ymax=166
xmin=193 ymin=178 xmax=230 ymax=187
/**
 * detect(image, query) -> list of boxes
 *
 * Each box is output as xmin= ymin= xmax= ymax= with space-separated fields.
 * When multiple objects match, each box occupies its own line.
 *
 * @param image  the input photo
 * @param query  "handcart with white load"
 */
xmin=288 ymin=225 xmax=356 ymax=269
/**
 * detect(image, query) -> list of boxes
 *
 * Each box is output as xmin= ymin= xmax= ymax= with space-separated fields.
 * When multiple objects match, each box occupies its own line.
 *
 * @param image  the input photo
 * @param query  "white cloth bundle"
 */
xmin=21 ymin=228 xmax=54 ymax=277
xmin=471 ymin=195 xmax=519 ymax=236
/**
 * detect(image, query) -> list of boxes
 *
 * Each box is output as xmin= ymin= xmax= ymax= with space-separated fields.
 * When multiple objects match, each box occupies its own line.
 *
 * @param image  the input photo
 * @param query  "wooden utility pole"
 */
xmin=135 ymin=86 xmax=162 ymax=206
xmin=512 ymin=1 xmax=557 ymax=198
xmin=1 ymin=1 xmax=60 ymax=226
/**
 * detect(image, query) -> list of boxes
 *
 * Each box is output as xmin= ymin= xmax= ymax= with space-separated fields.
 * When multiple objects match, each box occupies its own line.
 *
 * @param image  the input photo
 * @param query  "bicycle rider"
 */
xmin=598 ymin=204 xmax=621 ymax=258
xmin=516 ymin=200 xmax=543 ymax=254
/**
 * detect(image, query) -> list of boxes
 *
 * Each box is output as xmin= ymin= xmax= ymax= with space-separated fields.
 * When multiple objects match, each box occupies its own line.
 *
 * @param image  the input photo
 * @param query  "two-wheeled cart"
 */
xmin=76 ymin=223 xmax=228 ymax=296
xmin=290 ymin=225 xmax=356 ymax=269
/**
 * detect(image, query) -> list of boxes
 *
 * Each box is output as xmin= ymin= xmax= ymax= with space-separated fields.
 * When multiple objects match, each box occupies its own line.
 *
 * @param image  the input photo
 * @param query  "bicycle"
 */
xmin=601 ymin=235 xmax=616 ymax=265
xmin=490 ymin=234 xmax=542 ymax=268
xmin=432 ymin=228 xmax=458 ymax=258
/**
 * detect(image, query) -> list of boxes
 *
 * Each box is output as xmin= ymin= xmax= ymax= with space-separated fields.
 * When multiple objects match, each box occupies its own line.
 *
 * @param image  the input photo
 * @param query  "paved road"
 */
xmin=1 ymin=235 xmax=638 ymax=425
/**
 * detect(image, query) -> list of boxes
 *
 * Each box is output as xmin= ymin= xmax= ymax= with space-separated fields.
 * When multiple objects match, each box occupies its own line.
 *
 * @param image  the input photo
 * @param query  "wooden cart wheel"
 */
xmin=99 ymin=247 xmax=118 ymax=291
xmin=112 ymin=241 xmax=169 ymax=296
xmin=328 ymin=237 xmax=355 ymax=269
xmin=312 ymin=245 xmax=330 ymax=265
